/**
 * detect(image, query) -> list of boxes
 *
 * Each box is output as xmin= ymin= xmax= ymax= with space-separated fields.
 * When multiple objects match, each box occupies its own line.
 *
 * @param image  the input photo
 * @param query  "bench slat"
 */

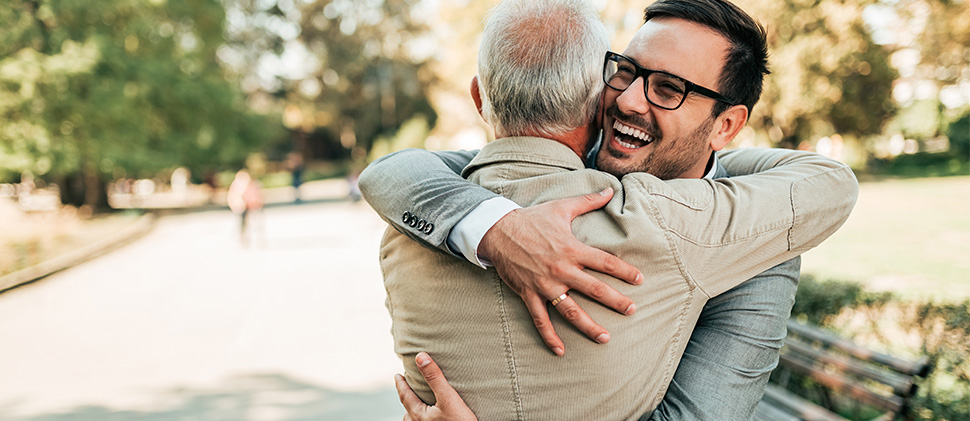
xmin=779 ymin=352 xmax=906 ymax=413
xmin=787 ymin=321 xmax=930 ymax=376
xmin=754 ymin=399 xmax=802 ymax=421
xmin=783 ymin=338 xmax=917 ymax=396
xmin=762 ymin=384 xmax=850 ymax=421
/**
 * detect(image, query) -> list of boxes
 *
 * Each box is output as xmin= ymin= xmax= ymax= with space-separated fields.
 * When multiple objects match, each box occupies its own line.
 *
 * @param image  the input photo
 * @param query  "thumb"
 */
xmin=416 ymin=352 xmax=461 ymax=405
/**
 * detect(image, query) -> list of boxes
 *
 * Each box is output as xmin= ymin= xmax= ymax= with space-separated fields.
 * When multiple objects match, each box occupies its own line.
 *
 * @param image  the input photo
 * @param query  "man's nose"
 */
xmin=616 ymin=76 xmax=650 ymax=115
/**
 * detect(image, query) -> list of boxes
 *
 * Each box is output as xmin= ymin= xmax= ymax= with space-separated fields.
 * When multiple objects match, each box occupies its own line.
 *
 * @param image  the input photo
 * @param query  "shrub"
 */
xmin=791 ymin=277 xmax=969 ymax=420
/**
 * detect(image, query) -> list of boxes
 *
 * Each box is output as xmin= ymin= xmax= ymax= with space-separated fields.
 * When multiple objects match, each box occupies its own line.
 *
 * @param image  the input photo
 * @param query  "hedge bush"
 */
xmin=789 ymin=276 xmax=969 ymax=420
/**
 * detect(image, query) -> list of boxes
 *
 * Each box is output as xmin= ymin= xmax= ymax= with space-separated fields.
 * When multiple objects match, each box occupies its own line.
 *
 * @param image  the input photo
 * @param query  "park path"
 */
xmin=0 ymin=200 xmax=405 ymax=420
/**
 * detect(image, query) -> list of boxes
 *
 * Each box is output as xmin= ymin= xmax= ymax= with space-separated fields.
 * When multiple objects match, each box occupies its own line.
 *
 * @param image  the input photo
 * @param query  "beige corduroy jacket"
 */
xmin=380 ymin=136 xmax=858 ymax=420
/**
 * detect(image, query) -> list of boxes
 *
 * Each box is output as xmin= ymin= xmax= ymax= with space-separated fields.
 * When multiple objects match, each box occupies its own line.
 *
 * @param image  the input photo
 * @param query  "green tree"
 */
xmin=295 ymin=0 xmax=437 ymax=161
xmin=220 ymin=0 xmax=438 ymax=163
xmin=884 ymin=0 xmax=969 ymax=144
xmin=898 ymin=0 xmax=969 ymax=90
xmin=738 ymin=0 xmax=897 ymax=149
xmin=0 ymin=0 xmax=280 ymax=208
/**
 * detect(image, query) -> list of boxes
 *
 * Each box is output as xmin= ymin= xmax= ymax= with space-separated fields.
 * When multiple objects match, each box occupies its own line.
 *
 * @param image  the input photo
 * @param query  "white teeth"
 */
xmin=617 ymin=140 xmax=639 ymax=149
xmin=612 ymin=120 xmax=652 ymax=144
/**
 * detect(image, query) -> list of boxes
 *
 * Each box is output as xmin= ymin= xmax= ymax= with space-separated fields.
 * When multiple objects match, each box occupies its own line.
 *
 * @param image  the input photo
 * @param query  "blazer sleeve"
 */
xmin=625 ymin=148 xmax=858 ymax=297
xmin=359 ymin=148 xmax=498 ymax=257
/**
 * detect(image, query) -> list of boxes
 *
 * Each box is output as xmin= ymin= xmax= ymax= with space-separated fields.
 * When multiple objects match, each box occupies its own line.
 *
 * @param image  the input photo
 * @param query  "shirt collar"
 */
xmin=703 ymin=152 xmax=717 ymax=180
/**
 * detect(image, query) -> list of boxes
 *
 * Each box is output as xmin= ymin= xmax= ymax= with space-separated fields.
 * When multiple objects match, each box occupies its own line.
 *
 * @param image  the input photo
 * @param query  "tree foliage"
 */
xmin=737 ymin=0 xmax=897 ymax=148
xmin=221 ymin=0 xmax=437 ymax=162
xmin=0 ymin=0 xmax=280 ymax=207
xmin=883 ymin=0 xmax=969 ymax=142
xmin=898 ymin=0 xmax=969 ymax=89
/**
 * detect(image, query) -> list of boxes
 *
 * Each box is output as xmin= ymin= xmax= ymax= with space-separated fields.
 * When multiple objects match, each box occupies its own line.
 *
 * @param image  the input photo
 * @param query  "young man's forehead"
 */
xmin=622 ymin=17 xmax=729 ymax=87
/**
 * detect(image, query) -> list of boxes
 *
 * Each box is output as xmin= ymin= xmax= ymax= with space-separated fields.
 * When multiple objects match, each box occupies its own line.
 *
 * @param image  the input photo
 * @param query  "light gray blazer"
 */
xmin=361 ymin=148 xmax=496 ymax=257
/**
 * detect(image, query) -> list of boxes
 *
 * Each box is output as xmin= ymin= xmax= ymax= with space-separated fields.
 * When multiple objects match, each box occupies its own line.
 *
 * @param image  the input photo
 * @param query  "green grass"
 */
xmin=800 ymin=176 xmax=970 ymax=302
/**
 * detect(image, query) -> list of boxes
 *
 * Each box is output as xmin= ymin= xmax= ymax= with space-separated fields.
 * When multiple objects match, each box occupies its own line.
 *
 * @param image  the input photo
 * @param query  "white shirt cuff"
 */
xmin=446 ymin=197 xmax=521 ymax=269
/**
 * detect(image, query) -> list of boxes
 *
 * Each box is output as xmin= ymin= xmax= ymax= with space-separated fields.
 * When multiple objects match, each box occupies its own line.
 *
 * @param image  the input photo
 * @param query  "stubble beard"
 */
xmin=597 ymin=107 xmax=715 ymax=180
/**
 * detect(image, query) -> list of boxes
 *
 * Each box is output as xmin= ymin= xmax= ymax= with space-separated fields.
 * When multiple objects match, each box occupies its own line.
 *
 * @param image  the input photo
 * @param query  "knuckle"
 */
xmin=562 ymin=306 xmax=582 ymax=321
xmin=602 ymin=254 xmax=620 ymax=272
xmin=422 ymin=368 xmax=442 ymax=383
xmin=588 ymin=282 xmax=608 ymax=299
xmin=532 ymin=314 xmax=549 ymax=329
xmin=548 ymin=265 xmax=569 ymax=279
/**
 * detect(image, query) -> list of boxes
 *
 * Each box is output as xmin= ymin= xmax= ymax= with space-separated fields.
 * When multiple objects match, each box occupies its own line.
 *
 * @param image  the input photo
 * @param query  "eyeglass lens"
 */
xmin=604 ymin=55 xmax=687 ymax=110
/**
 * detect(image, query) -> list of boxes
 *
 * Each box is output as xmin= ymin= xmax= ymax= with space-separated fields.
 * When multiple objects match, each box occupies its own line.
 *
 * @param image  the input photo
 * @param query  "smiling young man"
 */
xmin=362 ymin=0 xmax=858 ymax=419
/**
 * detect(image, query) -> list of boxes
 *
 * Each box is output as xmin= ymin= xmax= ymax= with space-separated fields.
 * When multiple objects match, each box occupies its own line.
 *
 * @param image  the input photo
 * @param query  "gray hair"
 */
xmin=478 ymin=0 xmax=609 ymax=137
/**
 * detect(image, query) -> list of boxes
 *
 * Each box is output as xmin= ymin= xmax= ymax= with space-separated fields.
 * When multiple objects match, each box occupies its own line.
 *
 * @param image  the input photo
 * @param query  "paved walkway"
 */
xmin=0 ymin=200 xmax=405 ymax=420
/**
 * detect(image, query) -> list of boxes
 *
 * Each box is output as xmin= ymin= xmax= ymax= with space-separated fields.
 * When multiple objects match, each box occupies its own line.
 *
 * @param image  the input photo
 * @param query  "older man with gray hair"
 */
xmin=371 ymin=0 xmax=857 ymax=419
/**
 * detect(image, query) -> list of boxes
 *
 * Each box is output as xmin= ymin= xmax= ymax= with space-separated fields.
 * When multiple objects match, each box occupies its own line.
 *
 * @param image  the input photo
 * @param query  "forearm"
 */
xmin=720 ymin=148 xmax=859 ymax=252
xmin=359 ymin=148 xmax=500 ymax=256
xmin=639 ymin=148 xmax=857 ymax=296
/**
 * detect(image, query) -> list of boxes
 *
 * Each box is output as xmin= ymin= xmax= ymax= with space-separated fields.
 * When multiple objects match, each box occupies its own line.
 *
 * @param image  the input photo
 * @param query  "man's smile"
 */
xmin=611 ymin=119 xmax=655 ymax=150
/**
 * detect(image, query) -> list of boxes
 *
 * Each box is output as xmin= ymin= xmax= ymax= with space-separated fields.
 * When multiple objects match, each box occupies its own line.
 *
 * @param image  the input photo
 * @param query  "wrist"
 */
xmin=479 ymin=208 xmax=518 ymax=262
xmin=449 ymin=197 xmax=521 ymax=268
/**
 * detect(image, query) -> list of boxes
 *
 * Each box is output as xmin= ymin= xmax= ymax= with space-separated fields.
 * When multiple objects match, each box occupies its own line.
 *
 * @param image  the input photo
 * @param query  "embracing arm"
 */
xmin=714 ymin=148 xmax=859 ymax=254
xmin=638 ymin=148 xmax=858 ymax=297
xmin=359 ymin=148 xmax=501 ymax=258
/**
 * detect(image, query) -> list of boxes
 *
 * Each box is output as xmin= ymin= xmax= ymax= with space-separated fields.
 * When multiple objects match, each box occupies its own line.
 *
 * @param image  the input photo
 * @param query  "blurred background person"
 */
xmin=287 ymin=151 xmax=305 ymax=204
xmin=227 ymin=169 xmax=264 ymax=247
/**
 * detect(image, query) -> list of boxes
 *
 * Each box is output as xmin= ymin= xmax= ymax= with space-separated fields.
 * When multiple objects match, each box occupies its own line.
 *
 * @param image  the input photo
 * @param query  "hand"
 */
xmin=478 ymin=187 xmax=643 ymax=356
xmin=395 ymin=352 xmax=478 ymax=421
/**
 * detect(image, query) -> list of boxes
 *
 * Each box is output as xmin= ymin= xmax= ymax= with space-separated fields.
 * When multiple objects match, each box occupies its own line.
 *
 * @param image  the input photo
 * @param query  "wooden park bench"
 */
xmin=754 ymin=320 xmax=932 ymax=421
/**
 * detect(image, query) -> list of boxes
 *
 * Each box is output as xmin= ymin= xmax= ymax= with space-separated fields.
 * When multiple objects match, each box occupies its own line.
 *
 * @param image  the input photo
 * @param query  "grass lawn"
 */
xmin=800 ymin=175 xmax=970 ymax=302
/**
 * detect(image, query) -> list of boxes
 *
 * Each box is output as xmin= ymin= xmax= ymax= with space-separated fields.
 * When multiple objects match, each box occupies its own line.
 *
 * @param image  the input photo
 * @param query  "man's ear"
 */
xmin=470 ymin=76 xmax=485 ymax=120
xmin=709 ymin=104 xmax=748 ymax=151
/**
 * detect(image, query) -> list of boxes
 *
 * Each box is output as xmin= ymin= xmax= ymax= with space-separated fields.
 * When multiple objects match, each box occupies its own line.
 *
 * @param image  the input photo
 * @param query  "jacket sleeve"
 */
xmin=627 ymin=148 xmax=858 ymax=297
xmin=359 ymin=148 xmax=498 ymax=257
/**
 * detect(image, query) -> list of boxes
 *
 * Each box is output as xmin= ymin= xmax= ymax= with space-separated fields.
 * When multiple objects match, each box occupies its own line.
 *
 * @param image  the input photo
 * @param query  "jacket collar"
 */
xmin=462 ymin=136 xmax=586 ymax=178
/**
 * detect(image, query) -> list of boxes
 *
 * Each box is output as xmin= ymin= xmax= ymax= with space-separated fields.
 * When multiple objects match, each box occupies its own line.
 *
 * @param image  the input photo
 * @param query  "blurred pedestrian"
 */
xmin=287 ymin=151 xmax=304 ymax=203
xmin=347 ymin=170 xmax=361 ymax=202
xmin=227 ymin=169 xmax=264 ymax=247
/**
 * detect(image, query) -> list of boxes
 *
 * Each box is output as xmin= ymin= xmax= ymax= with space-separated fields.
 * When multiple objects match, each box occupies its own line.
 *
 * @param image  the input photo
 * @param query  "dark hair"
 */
xmin=644 ymin=0 xmax=770 ymax=117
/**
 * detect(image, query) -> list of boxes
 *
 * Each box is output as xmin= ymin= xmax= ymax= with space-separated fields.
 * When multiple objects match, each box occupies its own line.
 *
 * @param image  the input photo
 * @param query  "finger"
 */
xmin=580 ymin=247 xmax=643 ymax=286
xmin=395 ymin=373 xmax=427 ymax=416
xmin=549 ymin=188 xmax=614 ymax=219
xmin=552 ymin=295 xmax=610 ymax=344
xmin=523 ymin=292 xmax=565 ymax=356
xmin=416 ymin=352 xmax=463 ymax=405
xmin=569 ymin=270 xmax=637 ymax=316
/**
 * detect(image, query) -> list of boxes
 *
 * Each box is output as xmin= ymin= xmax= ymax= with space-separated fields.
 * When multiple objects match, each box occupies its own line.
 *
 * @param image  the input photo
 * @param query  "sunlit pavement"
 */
xmin=0 ymin=198 xmax=405 ymax=420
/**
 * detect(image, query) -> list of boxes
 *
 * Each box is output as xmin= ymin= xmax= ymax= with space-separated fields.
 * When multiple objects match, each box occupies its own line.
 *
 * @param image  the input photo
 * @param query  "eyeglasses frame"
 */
xmin=603 ymin=51 xmax=737 ymax=111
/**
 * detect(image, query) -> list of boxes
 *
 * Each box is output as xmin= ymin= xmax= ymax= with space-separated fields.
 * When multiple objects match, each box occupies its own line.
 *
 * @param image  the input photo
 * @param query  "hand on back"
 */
xmin=479 ymin=187 xmax=642 ymax=355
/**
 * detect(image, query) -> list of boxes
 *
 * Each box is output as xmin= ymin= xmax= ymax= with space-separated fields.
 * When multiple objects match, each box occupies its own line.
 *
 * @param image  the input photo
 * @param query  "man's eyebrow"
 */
xmin=624 ymin=54 xmax=687 ymax=80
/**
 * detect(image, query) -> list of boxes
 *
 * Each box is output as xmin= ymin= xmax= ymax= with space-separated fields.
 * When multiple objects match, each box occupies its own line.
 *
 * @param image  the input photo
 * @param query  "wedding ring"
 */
xmin=550 ymin=292 xmax=569 ymax=307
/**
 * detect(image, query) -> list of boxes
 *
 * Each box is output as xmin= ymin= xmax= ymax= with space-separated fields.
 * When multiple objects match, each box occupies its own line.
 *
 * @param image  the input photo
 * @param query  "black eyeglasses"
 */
xmin=603 ymin=51 xmax=736 ymax=111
